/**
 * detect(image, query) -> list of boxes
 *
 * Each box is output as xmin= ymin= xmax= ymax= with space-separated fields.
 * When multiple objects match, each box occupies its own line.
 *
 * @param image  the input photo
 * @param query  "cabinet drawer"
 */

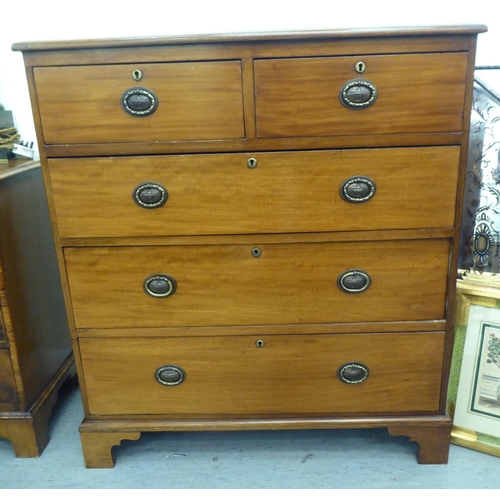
xmin=65 ymin=239 xmax=449 ymax=329
xmin=34 ymin=61 xmax=245 ymax=144
xmin=79 ymin=332 xmax=445 ymax=416
xmin=0 ymin=291 xmax=9 ymax=344
xmin=0 ymin=306 xmax=6 ymax=343
xmin=49 ymin=147 xmax=459 ymax=238
xmin=0 ymin=348 xmax=18 ymax=411
xmin=255 ymin=53 xmax=468 ymax=138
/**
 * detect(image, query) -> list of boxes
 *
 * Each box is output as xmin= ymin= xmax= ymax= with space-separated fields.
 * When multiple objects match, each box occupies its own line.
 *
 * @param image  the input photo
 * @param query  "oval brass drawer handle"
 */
xmin=155 ymin=365 xmax=186 ymax=386
xmin=121 ymin=87 xmax=158 ymax=116
xmin=133 ymin=182 xmax=168 ymax=209
xmin=339 ymin=79 xmax=377 ymax=109
xmin=144 ymin=274 xmax=177 ymax=298
xmin=337 ymin=362 xmax=369 ymax=384
xmin=337 ymin=269 xmax=371 ymax=294
xmin=340 ymin=176 xmax=376 ymax=203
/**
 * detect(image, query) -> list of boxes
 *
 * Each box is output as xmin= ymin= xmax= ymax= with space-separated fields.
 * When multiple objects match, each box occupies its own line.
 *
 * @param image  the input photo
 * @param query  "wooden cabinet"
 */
xmin=0 ymin=162 xmax=73 ymax=457
xmin=13 ymin=25 xmax=486 ymax=468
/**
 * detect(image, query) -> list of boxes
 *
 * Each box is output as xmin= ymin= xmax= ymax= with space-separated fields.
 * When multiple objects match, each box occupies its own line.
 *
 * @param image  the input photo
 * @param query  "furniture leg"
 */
xmin=80 ymin=430 xmax=141 ymax=468
xmin=388 ymin=422 xmax=453 ymax=464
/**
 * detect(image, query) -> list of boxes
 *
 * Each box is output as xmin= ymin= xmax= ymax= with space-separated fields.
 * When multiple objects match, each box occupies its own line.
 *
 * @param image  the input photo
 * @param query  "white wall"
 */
xmin=1 ymin=0 xmax=498 ymax=159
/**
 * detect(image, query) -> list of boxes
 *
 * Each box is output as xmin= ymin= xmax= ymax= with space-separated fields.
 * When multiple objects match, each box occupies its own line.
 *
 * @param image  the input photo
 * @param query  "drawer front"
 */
xmin=0 ymin=306 xmax=6 ymax=343
xmin=49 ymin=147 xmax=459 ymax=239
xmin=0 ymin=291 xmax=9 ymax=344
xmin=79 ymin=332 xmax=445 ymax=416
xmin=65 ymin=239 xmax=449 ymax=329
xmin=0 ymin=348 xmax=18 ymax=411
xmin=34 ymin=61 xmax=245 ymax=144
xmin=255 ymin=53 xmax=468 ymax=138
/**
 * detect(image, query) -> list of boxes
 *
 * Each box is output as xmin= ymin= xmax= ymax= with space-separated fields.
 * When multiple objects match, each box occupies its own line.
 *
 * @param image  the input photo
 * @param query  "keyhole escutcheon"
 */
xmin=355 ymin=61 xmax=366 ymax=74
xmin=247 ymin=158 xmax=258 ymax=169
xmin=132 ymin=69 xmax=143 ymax=81
xmin=251 ymin=247 xmax=262 ymax=258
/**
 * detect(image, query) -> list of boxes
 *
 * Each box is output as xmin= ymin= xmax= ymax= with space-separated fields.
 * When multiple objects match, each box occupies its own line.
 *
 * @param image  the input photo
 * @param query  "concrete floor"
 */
xmin=1 ymin=378 xmax=499 ymax=489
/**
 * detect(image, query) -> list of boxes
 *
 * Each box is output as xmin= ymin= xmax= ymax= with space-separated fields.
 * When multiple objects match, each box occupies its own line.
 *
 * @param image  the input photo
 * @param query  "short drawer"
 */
xmin=48 ymin=147 xmax=459 ymax=238
xmin=79 ymin=332 xmax=445 ymax=416
xmin=0 ymin=348 xmax=18 ymax=411
xmin=255 ymin=52 xmax=468 ymax=138
xmin=65 ymin=239 xmax=449 ymax=329
xmin=34 ymin=61 xmax=245 ymax=144
xmin=0 ymin=291 xmax=9 ymax=344
xmin=0 ymin=306 xmax=6 ymax=343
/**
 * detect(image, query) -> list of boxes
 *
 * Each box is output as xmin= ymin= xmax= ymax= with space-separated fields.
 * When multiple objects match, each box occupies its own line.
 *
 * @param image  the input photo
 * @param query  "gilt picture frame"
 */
xmin=448 ymin=274 xmax=500 ymax=457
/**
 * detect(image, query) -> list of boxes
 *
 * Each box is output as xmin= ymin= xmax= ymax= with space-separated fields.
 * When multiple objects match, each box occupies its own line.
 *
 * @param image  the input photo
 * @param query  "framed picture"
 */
xmin=448 ymin=273 xmax=500 ymax=457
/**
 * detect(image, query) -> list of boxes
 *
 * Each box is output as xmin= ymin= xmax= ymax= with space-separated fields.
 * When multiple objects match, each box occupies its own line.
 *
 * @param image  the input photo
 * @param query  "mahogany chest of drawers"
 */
xmin=0 ymin=162 xmax=73 ymax=457
xmin=13 ymin=25 xmax=486 ymax=467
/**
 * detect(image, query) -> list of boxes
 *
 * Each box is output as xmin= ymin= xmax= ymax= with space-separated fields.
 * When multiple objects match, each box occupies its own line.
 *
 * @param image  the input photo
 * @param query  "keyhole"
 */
xmin=255 ymin=340 xmax=265 ymax=348
xmin=355 ymin=61 xmax=366 ymax=74
xmin=247 ymin=158 xmax=258 ymax=169
xmin=132 ymin=69 xmax=143 ymax=81
xmin=251 ymin=247 xmax=262 ymax=258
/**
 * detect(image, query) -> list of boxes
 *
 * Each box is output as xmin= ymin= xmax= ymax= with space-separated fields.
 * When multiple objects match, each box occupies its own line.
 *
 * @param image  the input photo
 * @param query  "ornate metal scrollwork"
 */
xmin=460 ymin=74 xmax=500 ymax=274
xmin=471 ymin=214 xmax=499 ymax=270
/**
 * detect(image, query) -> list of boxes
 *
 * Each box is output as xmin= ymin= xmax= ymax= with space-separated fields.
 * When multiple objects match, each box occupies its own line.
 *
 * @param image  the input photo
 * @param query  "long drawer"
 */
xmin=79 ymin=332 xmax=445 ymax=416
xmin=65 ymin=239 xmax=450 ymax=329
xmin=48 ymin=147 xmax=460 ymax=238
xmin=34 ymin=61 xmax=245 ymax=144
xmin=255 ymin=52 xmax=468 ymax=138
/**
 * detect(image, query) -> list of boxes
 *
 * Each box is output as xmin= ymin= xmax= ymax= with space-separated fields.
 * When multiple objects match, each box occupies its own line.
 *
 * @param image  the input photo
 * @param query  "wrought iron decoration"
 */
xmin=460 ymin=70 xmax=500 ymax=275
